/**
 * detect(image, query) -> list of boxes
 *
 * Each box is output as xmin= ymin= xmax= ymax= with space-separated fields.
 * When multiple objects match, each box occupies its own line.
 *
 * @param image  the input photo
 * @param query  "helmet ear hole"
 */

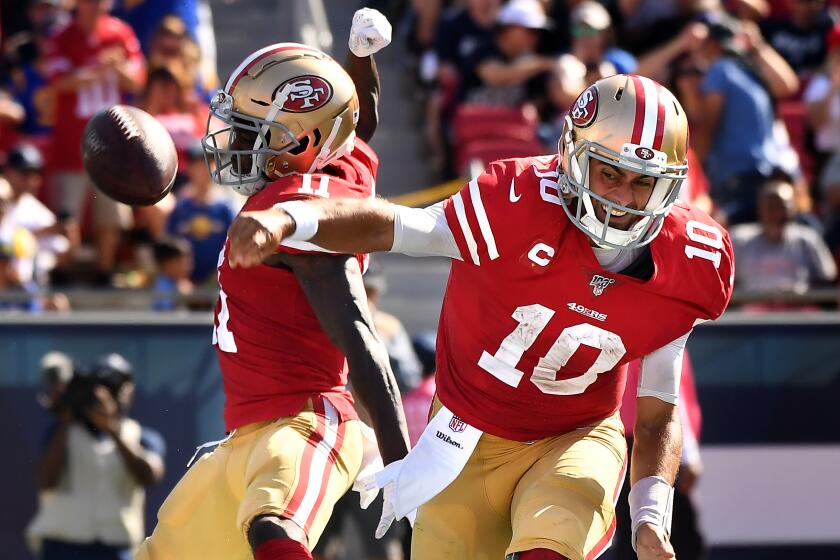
xmin=312 ymin=128 xmax=322 ymax=147
xmin=288 ymin=134 xmax=311 ymax=155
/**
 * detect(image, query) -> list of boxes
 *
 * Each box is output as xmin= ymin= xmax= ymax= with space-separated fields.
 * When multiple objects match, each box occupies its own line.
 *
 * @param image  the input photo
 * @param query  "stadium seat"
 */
xmin=451 ymin=104 xmax=540 ymax=145
xmin=455 ymin=137 xmax=547 ymax=176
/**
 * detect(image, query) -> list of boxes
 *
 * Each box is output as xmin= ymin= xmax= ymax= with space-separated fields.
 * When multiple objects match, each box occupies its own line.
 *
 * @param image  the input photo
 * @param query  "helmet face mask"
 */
xmin=557 ymin=75 xmax=690 ymax=249
xmin=202 ymin=43 xmax=360 ymax=196
xmin=203 ymin=91 xmax=302 ymax=195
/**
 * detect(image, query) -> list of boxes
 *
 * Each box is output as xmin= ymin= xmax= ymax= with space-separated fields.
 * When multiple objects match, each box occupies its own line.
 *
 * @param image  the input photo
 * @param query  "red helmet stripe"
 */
xmin=225 ymin=43 xmax=323 ymax=92
xmin=652 ymin=83 xmax=667 ymax=151
xmin=630 ymin=75 xmax=646 ymax=145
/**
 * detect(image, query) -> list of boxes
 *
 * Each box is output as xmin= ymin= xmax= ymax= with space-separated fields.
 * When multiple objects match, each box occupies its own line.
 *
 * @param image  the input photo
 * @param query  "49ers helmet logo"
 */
xmin=634 ymin=147 xmax=655 ymax=160
xmin=571 ymin=85 xmax=599 ymax=128
xmin=277 ymin=75 xmax=333 ymax=113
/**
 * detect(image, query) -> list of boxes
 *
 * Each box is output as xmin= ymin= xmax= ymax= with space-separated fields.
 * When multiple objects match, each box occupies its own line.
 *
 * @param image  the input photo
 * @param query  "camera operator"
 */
xmin=28 ymin=353 xmax=165 ymax=560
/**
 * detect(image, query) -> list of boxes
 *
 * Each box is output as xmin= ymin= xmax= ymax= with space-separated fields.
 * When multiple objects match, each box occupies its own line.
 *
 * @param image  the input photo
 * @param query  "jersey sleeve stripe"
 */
xmin=468 ymin=178 xmax=499 ymax=261
xmin=452 ymin=192 xmax=481 ymax=265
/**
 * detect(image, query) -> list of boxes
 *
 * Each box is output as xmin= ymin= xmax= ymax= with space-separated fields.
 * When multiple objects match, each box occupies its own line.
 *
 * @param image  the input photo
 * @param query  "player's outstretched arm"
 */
xmin=229 ymin=198 xmax=396 ymax=268
xmin=630 ymin=396 xmax=681 ymax=560
xmin=346 ymin=8 xmax=392 ymax=142
xmin=268 ymin=251 xmax=410 ymax=465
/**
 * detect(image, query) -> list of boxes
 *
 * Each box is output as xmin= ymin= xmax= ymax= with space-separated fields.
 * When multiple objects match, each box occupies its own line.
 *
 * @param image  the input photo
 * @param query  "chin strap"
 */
xmin=306 ymin=115 xmax=343 ymax=174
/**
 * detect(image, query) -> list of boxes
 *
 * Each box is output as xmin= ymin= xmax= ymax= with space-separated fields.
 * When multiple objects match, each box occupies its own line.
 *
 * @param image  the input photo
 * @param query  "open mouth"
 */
xmin=597 ymin=203 xmax=636 ymax=230
xmin=601 ymin=203 xmax=628 ymax=217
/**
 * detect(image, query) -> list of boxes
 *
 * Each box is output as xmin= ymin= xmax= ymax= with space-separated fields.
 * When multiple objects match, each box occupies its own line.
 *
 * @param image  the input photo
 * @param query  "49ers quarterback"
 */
xmin=137 ymin=9 xmax=410 ymax=560
xmin=227 ymin=74 xmax=734 ymax=560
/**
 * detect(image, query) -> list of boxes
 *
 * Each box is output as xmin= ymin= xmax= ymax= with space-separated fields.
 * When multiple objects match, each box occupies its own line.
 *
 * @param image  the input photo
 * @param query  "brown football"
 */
xmin=82 ymin=105 xmax=178 ymax=206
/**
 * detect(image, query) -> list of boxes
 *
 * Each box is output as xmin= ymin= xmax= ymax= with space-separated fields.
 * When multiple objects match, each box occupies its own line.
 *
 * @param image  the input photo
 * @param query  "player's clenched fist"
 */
xmin=227 ymin=208 xmax=292 ymax=268
xmin=636 ymin=523 xmax=676 ymax=560
xmin=349 ymin=8 xmax=392 ymax=57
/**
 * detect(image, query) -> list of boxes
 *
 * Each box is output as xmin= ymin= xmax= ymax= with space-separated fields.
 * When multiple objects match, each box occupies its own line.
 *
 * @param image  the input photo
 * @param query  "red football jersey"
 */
xmin=438 ymin=155 xmax=734 ymax=441
xmin=214 ymin=141 xmax=378 ymax=431
xmin=44 ymin=17 xmax=145 ymax=171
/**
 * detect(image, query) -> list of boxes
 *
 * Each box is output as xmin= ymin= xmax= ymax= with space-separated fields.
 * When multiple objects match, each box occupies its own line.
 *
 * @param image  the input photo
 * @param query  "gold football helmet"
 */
xmin=558 ymin=74 xmax=689 ymax=249
xmin=203 ymin=43 xmax=360 ymax=195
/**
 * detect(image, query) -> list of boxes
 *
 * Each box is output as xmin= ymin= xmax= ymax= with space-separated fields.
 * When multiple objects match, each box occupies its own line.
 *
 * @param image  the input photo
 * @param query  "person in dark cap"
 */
xmin=1 ymin=143 xmax=76 ymax=289
xmin=459 ymin=0 xmax=556 ymax=106
xmin=693 ymin=12 xmax=801 ymax=225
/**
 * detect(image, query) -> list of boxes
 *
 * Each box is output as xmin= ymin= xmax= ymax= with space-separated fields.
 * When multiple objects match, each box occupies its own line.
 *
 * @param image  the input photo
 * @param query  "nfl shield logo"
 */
xmin=449 ymin=415 xmax=467 ymax=433
xmin=590 ymin=274 xmax=615 ymax=296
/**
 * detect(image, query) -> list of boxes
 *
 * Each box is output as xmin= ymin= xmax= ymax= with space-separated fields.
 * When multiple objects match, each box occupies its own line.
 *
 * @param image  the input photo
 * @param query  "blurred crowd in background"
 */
xmin=0 ymin=0 xmax=235 ymax=311
xmin=0 ymin=0 xmax=839 ymax=311
xmin=402 ymin=0 xmax=840 ymax=308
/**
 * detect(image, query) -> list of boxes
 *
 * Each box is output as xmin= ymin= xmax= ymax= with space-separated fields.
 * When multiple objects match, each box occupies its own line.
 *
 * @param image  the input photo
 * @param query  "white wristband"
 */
xmin=629 ymin=476 xmax=674 ymax=552
xmin=275 ymin=201 xmax=319 ymax=242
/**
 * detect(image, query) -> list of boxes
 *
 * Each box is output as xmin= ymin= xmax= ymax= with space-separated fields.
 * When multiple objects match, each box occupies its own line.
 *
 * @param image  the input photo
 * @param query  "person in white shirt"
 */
xmin=806 ymin=45 xmax=840 ymax=142
xmin=0 ymin=144 xmax=75 ymax=288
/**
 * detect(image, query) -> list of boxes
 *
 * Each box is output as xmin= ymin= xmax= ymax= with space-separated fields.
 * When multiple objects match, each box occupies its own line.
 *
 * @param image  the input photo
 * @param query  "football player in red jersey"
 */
xmin=136 ymin=9 xmax=411 ymax=560
xmin=227 ymin=74 xmax=735 ymax=560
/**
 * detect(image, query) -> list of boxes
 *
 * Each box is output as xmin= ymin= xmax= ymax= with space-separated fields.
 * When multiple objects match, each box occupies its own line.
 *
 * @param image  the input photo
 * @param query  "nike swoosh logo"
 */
xmin=509 ymin=179 xmax=521 ymax=202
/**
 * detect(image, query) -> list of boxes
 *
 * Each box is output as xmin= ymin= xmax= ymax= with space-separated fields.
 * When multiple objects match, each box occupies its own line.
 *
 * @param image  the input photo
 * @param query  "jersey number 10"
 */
xmin=478 ymin=305 xmax=626 ymax=396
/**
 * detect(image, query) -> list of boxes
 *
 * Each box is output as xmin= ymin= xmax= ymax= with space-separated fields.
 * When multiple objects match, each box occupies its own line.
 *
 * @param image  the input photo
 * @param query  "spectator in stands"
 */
xmin=425 ymin=0 xmax=500 ymax=176
xmin=113 ymin=0 xmax=199 ymax=53
xmin=804 ymin=34 xmax=840 ymax=173
xmin=141 ymin=67 xmax=206 ymax=182
xmin=28 ymin=353 xmax=165 ymax=560
xmin=693 ymin=14 xmax=800 ymax=225
xmin=761 ymin=0 xmax=836 ymax=78
xmin=3 ymin=44 xmax=54 ymax=144
xmin=363 ymin=260 xmax=422 ymax=393
xmin=617 ymin=0 xmax=713 ymax=55
xmin=731 ymin=177 xmax=837 ymax=297
xmin=0 ymin=231 xmax=31 ymax=309
xmin=459 ymin=0 xmax=555 ymax=107
xmin=568 ymin=1 xmax=637 ymax=77
xmin=434 ymin=0 xmax=500 ymax=88
xmin=151 ymin=236 xmax=193 ymax=311
xmin=166 ymin=143 xmax=234 ymax=285
xmin=636 ymin=22 xmax=709 ymax=85
xmin=814 ymin=155 xmax=840 ymax=265
xmin=402 ymin=330 xmax=437 ymax=448
xmin=146 ymin=15 xmax=187 ymax=67
xmin=0 ymin=89 xmax=26 ymax=134
xmin=0 ymin=144 xmax=75 ymax=291
xmin=538 ymin=53 xmax=587 ymax=147
xmin=1 ymin=0 xmax=66 ymax=146
xmin=43 ymin=0 xmax=145 ymax=285
xmin=406 ymin=0 xmax=444 ymax=71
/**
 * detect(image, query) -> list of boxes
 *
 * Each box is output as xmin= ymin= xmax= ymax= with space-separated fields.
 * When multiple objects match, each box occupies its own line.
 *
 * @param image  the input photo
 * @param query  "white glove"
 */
xmin=349 ymin=8 xmax=392 ymax=57
xmin=375 ymin=482 xmax=416 ymax=539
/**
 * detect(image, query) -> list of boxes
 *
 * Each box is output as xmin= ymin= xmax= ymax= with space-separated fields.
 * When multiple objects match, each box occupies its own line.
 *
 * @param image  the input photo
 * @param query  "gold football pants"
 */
xmin=411 ymin=398 xmax=627 ymax=560
xmin=136 ymin=398 xmax=362 ymax=560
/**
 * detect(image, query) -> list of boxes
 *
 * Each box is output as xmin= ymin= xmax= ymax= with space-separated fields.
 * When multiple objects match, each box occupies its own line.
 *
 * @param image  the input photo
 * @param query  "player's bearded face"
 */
xmin=586 ymin=160 xmax=656 ymax=231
